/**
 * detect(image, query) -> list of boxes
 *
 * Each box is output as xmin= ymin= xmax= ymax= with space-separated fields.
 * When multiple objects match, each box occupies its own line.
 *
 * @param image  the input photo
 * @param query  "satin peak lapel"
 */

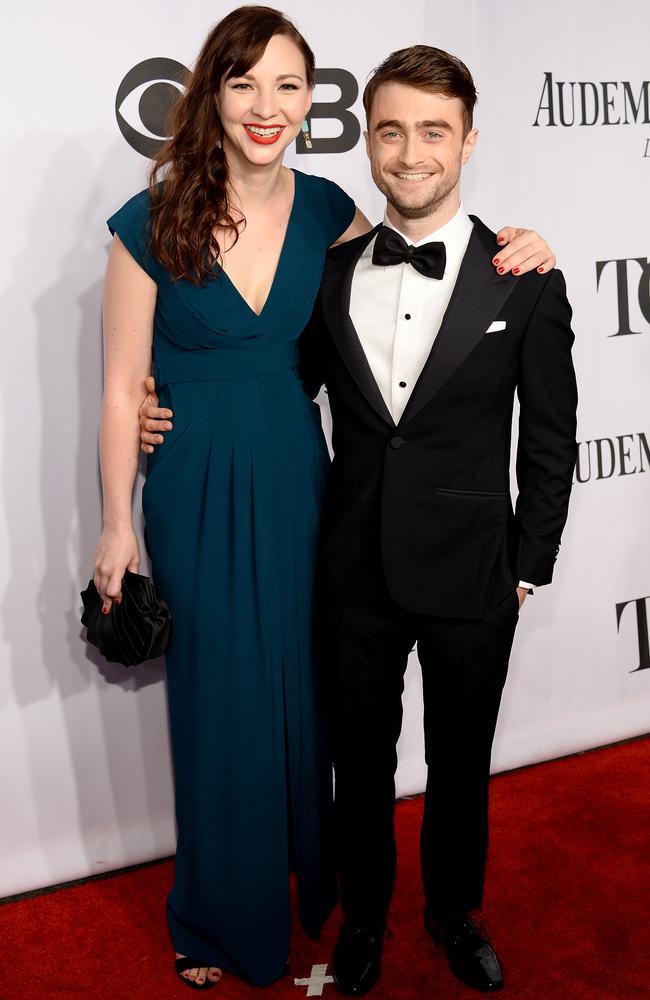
xmin=398 ymin=217 xmax=518 ymax=428
xmin=321 ymin=225 xmax=395 ymax=426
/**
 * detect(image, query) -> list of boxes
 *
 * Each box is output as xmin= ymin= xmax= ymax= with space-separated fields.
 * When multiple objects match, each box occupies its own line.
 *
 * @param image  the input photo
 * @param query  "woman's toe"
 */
xmin=175 ymin=952 xmax=221 ymax=986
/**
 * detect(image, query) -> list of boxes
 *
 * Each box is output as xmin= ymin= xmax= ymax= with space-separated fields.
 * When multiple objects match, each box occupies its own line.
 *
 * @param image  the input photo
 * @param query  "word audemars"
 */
xmin=533 ymin=73 xmax=650 ymax=126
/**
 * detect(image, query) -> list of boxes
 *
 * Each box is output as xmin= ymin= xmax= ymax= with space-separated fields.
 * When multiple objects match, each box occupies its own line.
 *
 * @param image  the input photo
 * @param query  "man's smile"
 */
xmin=392 ymin=172 xmax=434 ymax=183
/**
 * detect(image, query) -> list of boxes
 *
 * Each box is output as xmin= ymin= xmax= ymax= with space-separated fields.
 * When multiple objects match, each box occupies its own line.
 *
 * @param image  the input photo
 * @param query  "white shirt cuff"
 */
xmin=518 ymin=581 xmax=535 ymax=590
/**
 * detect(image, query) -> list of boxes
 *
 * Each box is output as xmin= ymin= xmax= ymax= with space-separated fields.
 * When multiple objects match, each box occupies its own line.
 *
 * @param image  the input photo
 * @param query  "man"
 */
xmin=303 ymin=45 xmax=576 ymax=995
xmin=140 ymin=46 xmax=577 ymax=995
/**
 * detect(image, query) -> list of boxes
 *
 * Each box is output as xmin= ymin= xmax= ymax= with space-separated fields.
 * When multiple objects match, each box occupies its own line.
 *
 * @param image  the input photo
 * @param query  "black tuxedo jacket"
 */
xmin=302 ymin=216 xmax=578 ymax=619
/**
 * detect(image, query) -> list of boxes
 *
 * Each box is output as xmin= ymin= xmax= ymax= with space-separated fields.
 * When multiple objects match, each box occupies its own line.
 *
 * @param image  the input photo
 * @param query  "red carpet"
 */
xmin=2 ymin=738 xmax=649 ymax=999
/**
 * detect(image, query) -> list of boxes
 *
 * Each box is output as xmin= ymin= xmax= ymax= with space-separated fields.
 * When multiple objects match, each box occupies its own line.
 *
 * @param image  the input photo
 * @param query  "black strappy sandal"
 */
xmin=174 ymin=956 xmax=219 ymax=990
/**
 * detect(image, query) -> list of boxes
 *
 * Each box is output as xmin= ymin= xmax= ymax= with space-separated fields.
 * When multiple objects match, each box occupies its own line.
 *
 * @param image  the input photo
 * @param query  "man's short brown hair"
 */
xmin=363 ymin=45 xmax=478 ymax=136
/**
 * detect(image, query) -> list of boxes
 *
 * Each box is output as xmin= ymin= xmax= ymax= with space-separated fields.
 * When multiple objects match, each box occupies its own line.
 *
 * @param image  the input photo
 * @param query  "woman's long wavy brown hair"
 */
xmin=148 ymin=6 xmax=315 ymax=284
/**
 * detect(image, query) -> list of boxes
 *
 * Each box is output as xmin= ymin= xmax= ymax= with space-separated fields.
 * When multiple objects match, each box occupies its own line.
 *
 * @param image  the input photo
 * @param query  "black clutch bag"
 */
xmin=80 ymin=570 xmax=171 ymax=666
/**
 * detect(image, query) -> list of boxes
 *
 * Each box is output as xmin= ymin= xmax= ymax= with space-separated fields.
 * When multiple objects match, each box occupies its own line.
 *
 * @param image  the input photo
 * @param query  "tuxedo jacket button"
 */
xmin=390 ymin=436 xmax=405 ymax=449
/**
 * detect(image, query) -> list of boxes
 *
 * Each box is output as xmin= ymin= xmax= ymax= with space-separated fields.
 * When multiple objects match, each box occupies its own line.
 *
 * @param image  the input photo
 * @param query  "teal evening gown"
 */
xmin=107 ymin=170 xmax=355 ymax=986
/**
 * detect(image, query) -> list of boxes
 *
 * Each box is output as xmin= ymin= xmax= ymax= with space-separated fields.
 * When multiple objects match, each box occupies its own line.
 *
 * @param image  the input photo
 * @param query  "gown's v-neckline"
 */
xmin=219 ymin=168 xmax=298 ymax=320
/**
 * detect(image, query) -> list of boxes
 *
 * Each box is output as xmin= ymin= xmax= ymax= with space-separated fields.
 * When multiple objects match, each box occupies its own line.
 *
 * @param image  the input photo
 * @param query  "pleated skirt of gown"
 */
xmin=142 ymin=369 xmax=336 ymax=986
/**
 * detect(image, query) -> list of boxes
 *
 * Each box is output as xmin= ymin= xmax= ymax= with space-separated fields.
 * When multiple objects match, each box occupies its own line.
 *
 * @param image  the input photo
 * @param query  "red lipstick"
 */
xmin=243 ymin=123 xmax=286 ymax=145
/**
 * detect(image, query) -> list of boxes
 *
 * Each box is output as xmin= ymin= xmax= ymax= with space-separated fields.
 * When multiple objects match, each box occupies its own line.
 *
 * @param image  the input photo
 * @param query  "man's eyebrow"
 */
xmin=417 ymin=119 xmax=452 ymax=129
xmin=374 ymin=119 xmax=403 ymax=131
xmin=374 ymin=118 xmax=453 ymax=131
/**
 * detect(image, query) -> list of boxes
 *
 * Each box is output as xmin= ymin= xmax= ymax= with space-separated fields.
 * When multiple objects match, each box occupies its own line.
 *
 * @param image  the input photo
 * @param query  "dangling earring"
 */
xmin=301 ymin=119 xmax=312 ymax=149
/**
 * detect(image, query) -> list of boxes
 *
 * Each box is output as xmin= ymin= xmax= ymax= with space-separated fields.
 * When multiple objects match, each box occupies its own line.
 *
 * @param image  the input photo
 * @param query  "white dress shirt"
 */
xmin=349 ymin=205 xmax=535 ymax=592
xmin=350 ymin=203 xmax=473 ymax=423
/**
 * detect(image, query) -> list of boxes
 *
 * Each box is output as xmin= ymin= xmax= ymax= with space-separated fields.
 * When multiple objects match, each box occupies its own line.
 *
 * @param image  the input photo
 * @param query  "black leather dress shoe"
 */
xmin=331 ymin=918 xmax=384 ymax=996
xmin=426 ymin=911 xmax=504 ymax=992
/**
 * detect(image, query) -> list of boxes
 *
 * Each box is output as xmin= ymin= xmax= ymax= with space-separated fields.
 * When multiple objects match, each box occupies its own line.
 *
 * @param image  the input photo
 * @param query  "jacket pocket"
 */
xmin=435 ymin=488 xmax=507 ymax=499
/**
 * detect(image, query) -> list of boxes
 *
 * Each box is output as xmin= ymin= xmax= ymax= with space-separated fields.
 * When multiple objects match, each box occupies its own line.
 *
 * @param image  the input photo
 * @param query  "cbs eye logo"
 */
xmin=115 ymin=58 xmax=189 ymax=158
xmin=116 ymin=61 xmax=361 ymax=158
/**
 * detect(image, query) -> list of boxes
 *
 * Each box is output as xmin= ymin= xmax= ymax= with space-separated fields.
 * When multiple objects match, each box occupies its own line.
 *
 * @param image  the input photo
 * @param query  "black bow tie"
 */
xmin=372 ymin=226 xmax=446 ymax=279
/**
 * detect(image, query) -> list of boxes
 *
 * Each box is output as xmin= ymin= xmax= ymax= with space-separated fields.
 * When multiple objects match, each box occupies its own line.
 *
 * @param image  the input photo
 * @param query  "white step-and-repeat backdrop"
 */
xmin=2 ymin=0 xmax=649 ymax=897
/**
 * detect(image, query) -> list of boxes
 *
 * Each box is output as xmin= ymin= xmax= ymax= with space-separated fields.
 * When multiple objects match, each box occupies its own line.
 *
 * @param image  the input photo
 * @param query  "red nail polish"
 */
xmin=537 ymin=266 xmax=544 ymax=273
xmin=512 ymin=267 xmax=520 ymax=275
xmin=102 ymin=607 xmax=109 ymax=615
xmin=497 ymin=266 xmax=505 ymax=274
xmin=493 ymin=258 xmax=500 ymax=265
xmin=497 ymin=237 xmax=506 ymax=244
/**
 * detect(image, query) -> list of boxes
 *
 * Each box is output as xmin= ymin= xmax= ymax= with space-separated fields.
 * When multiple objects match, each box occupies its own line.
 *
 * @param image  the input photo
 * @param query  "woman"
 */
xmin=94 ymin=6 xmax=555 ymax=990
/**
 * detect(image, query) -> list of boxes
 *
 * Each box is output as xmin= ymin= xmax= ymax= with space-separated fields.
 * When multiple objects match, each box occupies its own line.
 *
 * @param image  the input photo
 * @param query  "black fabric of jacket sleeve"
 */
xmin=298 ymin=295 xmax=327 ymax=401
xmin=515 ymin=269 xmax=578 ymax=585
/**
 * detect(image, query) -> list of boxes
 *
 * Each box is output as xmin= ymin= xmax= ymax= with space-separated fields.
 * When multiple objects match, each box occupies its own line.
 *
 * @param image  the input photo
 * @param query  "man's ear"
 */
xmin=364 ymin=129 xmax=371 ymax=159
xmin=461 ymin=127 xmax=479 ymax=165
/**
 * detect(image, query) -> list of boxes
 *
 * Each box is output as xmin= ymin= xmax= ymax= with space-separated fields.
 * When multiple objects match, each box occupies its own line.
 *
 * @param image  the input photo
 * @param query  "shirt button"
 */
xmin=390 ymin=436 xmax=406 ymax=449
xmin=398 ymin=381 xmax=407 ymax=388
xmin=404 ymin=313 xmax=411 ymax=320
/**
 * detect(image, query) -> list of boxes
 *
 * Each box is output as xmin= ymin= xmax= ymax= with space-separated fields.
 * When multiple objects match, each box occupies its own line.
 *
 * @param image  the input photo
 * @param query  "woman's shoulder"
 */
xmin=106 ymin=188 xmax=159 ymax=276
xmin=293 ymin=168 xmax=348 ymax=199
xmin=292 ymin=169 xmax=355 ymax=242
xmin=107 ymin=188 xmax=153 ymax=233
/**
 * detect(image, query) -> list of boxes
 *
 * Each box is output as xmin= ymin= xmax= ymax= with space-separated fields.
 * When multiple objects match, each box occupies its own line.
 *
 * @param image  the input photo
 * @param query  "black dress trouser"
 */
xmin=324 ymin=586 xmax=519 ymax=923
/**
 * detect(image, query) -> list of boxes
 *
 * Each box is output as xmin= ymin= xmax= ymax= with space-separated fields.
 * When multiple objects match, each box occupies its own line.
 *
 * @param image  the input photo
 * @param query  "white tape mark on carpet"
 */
xmin=294 ymin=962 xmax=335 ymax=996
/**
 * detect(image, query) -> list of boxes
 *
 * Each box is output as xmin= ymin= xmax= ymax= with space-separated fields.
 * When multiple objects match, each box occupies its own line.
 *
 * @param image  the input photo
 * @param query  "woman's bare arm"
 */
xmin=93 ymin=235 xmax=156 ymax=609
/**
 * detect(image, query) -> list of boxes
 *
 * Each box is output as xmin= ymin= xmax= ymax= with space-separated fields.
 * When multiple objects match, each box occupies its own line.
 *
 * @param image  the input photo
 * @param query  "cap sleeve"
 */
xmin=106 ymin=189 xmax=158 ymax=280
xmin=302 ymin=173 xmax=356 ymax=247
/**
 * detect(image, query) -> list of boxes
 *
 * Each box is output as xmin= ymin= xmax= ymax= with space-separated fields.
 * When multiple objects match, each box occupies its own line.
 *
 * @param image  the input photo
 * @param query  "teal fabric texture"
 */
xmin=106 ymin=170 xmax=355 ymax=985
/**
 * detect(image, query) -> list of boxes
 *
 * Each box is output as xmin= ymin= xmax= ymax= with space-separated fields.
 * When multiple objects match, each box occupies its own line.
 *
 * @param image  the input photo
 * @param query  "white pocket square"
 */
xmin=486 ymin=320 xmax=507 ymax=333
